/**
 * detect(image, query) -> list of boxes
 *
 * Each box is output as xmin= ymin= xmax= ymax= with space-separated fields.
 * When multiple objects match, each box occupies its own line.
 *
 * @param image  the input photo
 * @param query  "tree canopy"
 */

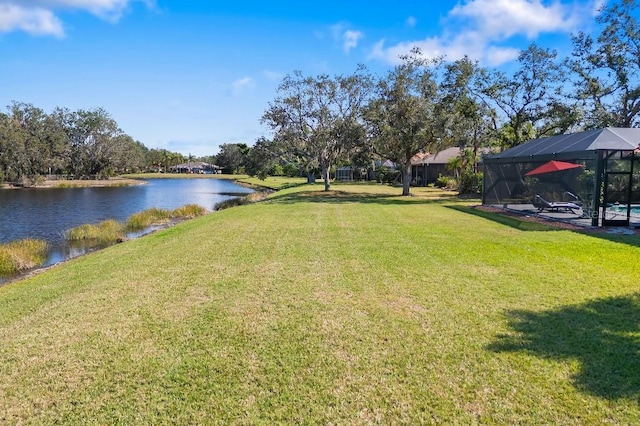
xmin=2 ymin=0 xmax=637 ymax=194
xmin=257 ymin=0 xmax=639 ymax=195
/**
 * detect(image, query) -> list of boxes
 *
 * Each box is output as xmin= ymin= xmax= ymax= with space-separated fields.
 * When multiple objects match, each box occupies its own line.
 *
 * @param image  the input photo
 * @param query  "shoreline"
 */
xmin=0 ymin=177 xmax=146 ymax=190
xmin=0 ymin=217 xmax=185 ymax=287
xmin=0 ymin=187 xmax=272 ymax=287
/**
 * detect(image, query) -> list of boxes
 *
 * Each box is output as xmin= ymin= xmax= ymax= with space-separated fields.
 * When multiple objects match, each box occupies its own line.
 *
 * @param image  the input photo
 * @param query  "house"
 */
xmin=410 ymin=147 xmax=461 ymax=186
xmin=169 ymin=162 xmax=221 ymax=174
xmin=411 ymin=147 xmax=491 ymax=186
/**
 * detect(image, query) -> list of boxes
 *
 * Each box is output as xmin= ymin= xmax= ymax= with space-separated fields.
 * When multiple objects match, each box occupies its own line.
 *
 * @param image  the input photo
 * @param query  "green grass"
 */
xmin=67 ymin=205 xmax=207 ymax=242
xmin=125 ymin=207 xmax=172 ymax=230
xmin=1 ymin=184 xmax=639 ymax=423
xmin=0 ymin=239 xmax=48 ymax=276
xmin=170 ymin=203 xmax=207 ymax=219
xmin=237 ymin=176 xmax=308 ymax=190
xmin=214 ymin=191 xmax=272 ymax=211
xmin=64 ymin=219 xmax=127 ymax=244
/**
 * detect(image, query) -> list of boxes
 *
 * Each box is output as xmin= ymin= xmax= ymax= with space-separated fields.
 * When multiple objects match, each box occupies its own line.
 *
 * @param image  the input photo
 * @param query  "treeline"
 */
xmin=249 ymin=0 xmax=640 ymax=195
xmin=0 ymin=103 xmax=215 ymax=185
xmin=3 ymin=1 xmax=637 ymax=192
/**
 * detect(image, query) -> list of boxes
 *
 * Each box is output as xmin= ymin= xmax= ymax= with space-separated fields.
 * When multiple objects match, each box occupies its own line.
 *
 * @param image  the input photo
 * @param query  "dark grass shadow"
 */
xmin=447 ymin=205 xmax=565 ymax=232
xmin=488 ymin=294 xmax=640 ymax=400
xmin=448 ymin=205 xmax=640 ymax=248
xmin=266 ymin=189 xmax=460 ymax=206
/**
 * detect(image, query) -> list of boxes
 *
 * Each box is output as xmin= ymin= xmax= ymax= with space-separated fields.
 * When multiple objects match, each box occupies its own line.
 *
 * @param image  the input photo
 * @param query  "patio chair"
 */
xmin=533 ymin=195 xmax=581 ymax=213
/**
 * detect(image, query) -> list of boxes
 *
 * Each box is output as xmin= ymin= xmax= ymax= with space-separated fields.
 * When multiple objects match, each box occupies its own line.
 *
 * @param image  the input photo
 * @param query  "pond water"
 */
xmin=0 ymin=178 xmax=253 ymax=278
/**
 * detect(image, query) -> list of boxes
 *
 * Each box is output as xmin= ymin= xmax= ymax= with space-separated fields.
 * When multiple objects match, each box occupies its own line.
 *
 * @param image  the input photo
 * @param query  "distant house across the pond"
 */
xmin=169 ymin=162 xmax=222 ymax=174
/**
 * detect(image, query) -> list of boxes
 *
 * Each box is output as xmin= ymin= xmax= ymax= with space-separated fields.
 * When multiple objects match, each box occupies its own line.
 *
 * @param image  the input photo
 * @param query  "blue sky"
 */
xmin=1 ymin=0 xmax=606 ymax=157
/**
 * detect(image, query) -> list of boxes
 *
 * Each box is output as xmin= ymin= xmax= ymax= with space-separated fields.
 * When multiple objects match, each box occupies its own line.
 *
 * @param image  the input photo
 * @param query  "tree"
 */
xmin=44 ymin=108 xmax=72 ymax=175
xmin=0 ymin=101 xmax=168 ymax=181
xmin=262 ymin=66 xmax=372 ymax=191
xmin=364 ymin=49 xmax=445 ymax=196
xmin=245 ymin=137 xmax=279 ymax=180
xmin=0 ymin=111 xmax=27 ymax=183
xmin=567 ymin=0 xmax=640 ymax=128
xmin=440 ymin=57 xmax=494 ymax=173
xmin=59 ymin=107 xmax=122 ymax=178
xmin=216 ymin=143 xmax=247 ymax=174
xmin=110 ymin=135 xmax=147 ymax=174
xmin=481 ymin=44 xmax=579 ymax=150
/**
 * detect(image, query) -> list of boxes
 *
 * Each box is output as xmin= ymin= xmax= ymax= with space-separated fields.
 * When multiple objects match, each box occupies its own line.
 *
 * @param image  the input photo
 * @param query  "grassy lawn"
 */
xmin=0 ymin=183 xmax=638 ymax=423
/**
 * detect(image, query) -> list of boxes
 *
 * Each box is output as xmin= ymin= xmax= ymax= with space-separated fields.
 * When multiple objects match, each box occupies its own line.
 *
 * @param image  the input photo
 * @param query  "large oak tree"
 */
xmin=262 ymin=66 xmax=372 ymax=191
xmin=364 ymin=50 xmax=446 ymax=196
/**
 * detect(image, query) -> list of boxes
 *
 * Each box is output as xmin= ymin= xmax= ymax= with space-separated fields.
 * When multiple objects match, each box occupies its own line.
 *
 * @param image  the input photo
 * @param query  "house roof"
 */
xmin=411 ymin=147 xmax=494 ymax=166
xmin=412 ymin=147 xmax=461 ymax=166
xmin=487 ymin=128 xmax=640 ymax=161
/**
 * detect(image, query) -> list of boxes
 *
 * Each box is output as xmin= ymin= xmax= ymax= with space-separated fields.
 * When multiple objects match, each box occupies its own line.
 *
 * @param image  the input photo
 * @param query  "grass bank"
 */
xmin=0 ymin=183 xmax=639 ymax=423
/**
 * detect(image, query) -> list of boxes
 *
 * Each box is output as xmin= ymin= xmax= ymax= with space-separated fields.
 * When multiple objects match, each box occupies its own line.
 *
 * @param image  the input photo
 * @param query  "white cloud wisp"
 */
xmin=369 ymin=0 xmax=601 ymax=66
xmin=0 ymin=0 xmax=154 ymax=36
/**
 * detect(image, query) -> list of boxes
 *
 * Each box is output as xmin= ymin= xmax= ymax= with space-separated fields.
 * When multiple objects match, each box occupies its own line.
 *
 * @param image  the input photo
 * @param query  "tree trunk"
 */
xmin=402 ymin=163 xmax=412 ymax=196
xmin=307 ymin=173 xmax=316 ymax=184
xmin=321 ymin=162 xmax=331 ymax=191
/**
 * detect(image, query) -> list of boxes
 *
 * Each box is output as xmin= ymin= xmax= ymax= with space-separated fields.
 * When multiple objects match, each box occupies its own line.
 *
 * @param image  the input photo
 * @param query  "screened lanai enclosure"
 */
xmin=483 ymin=128 xmax=640 ymax=227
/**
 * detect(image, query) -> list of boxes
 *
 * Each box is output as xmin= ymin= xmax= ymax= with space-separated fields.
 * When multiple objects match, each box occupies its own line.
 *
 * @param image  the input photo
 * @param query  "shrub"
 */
xmin=0 ymin=239 xmax=48 ymax=276
xmin=458 ymin=172 xmax=483 ymax=195
xmin=270 ymin=164 xmax=284 ymax=176
xmin=282 ymin=163 xmax=300 ymax=177
xmin=435 ymin=174 xmax=458 ymax=190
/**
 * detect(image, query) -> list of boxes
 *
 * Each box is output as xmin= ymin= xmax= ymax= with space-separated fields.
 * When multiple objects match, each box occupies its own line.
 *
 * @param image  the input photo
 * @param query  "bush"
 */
xmin=376 ymin=167 xmax=401 ymax=184
xmin=435 ymin=174 xmax=457 ymax=190
xmin=458 ymin=172 xmax=483 ymax=195
xmin=270 ymin=164 xmax=284 ymax=176
xmin=282 ymin=163 xmax=300 ymax=177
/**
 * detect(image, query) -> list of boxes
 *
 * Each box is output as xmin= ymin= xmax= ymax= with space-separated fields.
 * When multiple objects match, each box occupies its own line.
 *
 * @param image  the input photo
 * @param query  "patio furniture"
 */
xmin=533 ymin=195 xmax=581 ymax=213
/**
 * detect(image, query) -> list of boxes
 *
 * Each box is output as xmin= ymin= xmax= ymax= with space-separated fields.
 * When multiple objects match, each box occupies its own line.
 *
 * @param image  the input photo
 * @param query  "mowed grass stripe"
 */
xmin=0 ymin=184 xmax=639 ymax=423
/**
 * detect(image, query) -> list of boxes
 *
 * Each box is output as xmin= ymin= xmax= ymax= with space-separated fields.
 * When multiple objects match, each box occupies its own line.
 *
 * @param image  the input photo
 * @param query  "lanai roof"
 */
xmin=487 ymin=128 xmax=640 ymax=160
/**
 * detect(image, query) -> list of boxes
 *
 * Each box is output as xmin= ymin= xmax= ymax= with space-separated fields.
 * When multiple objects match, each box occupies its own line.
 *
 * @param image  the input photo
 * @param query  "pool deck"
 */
xmin=489 ymin=204 xmax=640 ymax=230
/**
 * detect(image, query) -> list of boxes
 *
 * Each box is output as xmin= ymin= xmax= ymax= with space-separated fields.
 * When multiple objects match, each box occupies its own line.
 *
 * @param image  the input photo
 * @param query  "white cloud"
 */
xmin=406 ymin=16 xmax=417 ymax=28
xmin=449 ymin=0 xmax=575 ymax=39
xmin=343 ymin=29 xmax=363 ymax=53
xmin=0 ymin=3 xmax=64 ymax=36
xmin=0 ymin=0 xmax=154 ymax=35
xmin=369 ymin=0 xmax=600 ymax=66
xmin=330 ymin=22 xmax=364 ymax=54
xmin=231 ymin=77 xmax=255 ymax=95
xmin=485 ymin=45 xmax=521 ymax=66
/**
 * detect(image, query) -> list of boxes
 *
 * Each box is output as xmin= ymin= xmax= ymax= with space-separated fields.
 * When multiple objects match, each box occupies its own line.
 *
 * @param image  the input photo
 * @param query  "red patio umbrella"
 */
xmin=525 ymin=160 xmax=583 ymax=176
